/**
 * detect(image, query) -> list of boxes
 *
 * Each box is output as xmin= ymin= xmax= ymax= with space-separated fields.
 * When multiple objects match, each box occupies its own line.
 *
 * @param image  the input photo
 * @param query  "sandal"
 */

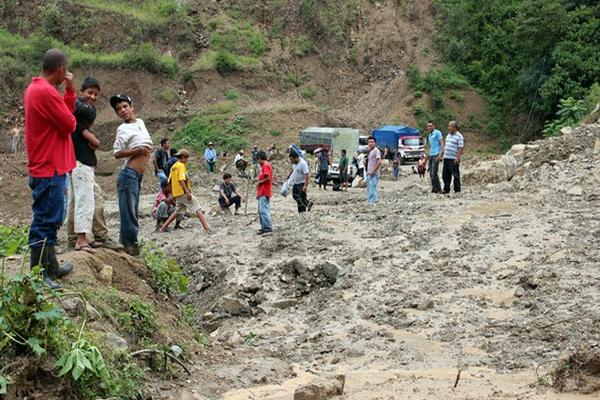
xmin=75 ymin=244 xmax=96 ymax=254
xmin=89 ymin=241 xmax=103 ymax=248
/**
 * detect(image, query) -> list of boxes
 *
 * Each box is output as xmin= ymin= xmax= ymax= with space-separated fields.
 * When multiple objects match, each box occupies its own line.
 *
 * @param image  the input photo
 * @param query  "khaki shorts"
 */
xmin=174 ymin=194 xmax=202 ymax=215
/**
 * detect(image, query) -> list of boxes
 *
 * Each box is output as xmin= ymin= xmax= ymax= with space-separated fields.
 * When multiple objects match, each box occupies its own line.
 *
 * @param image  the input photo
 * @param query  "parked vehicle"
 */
xmin=371 ymin=125 xmax=423 ymax=163
xmin=300 ymin=127 xmax=360 ymax=183
xmin=398 ymin=135 xmax=425 ymax=164
xmin=357 ymin=135 xmax=369 ymax=154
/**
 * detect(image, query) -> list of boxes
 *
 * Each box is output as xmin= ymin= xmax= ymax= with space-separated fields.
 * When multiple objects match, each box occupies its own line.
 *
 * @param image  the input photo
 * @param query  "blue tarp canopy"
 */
xmin=372 ymin=125 xmax=419 ymax=136
xmin=371 ymin=125 xmax=420 ymax=149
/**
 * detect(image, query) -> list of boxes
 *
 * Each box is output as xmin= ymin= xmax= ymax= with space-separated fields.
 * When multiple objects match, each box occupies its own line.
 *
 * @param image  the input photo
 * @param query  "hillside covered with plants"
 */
xmin=433 ymin=0 xmax=600 ymax=139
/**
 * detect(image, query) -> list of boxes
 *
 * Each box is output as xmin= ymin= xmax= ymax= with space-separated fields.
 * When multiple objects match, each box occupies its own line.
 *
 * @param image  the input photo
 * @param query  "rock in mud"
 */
xmin=104 ymin=332 xmax=128 ymax=352
xmin=98 ymin=264 xmax=113 ymax=284
xmin=222 ymin=296 xmax=251 ymax=315
xmin=323 ymin=261 xmax=341 ymax=283
xmin=269 ymin=298 xmax=298 ymax=309
xmin=294 ymin=374 xmax=346 ymax=400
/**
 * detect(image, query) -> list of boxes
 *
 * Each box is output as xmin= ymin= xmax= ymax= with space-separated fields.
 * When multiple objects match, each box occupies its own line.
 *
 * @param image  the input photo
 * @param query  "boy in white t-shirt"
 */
xmin=111 ymin=94 xmax=153 ymax=256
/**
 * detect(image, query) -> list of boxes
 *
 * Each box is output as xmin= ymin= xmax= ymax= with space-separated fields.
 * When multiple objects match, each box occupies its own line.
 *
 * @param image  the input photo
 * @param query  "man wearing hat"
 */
xmin=160 ymin=149 xmax=211 ymax=233
xmin=204 ymin=142 xmax=217 ymax=173
xmin=111 ymin=94 xmax=153 ymax=256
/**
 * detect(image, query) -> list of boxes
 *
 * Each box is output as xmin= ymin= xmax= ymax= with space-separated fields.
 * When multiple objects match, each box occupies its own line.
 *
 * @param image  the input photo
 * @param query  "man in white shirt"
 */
xmin=287 ymin=151 xmax=312 ymax=212
xmin=111 ymin=94 xmax=153 ymax=256
xmin=234 ymin=150 xmax=247 ymax=174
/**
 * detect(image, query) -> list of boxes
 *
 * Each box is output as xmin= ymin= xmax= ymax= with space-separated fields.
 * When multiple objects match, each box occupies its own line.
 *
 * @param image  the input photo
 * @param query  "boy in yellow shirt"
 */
xmin=159 ymin=149 xmax=210 ymax=233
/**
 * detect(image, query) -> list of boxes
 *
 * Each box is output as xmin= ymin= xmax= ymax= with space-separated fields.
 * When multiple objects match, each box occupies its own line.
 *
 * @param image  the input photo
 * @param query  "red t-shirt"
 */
xmin=256 ymin=162 xmax=273 ymax=199
xmin=24 ymin=77 xmax=77 ymax=178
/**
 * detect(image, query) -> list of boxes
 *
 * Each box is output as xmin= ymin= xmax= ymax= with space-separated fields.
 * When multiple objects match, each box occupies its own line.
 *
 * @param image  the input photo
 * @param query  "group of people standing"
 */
xmin=425 ymin=120 xmax=464 ymax=194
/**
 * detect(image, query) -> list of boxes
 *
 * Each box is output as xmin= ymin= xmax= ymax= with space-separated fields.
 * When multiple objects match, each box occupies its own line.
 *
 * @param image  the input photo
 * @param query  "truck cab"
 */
xmin=398 ymin=136 xmax=425 ymax=164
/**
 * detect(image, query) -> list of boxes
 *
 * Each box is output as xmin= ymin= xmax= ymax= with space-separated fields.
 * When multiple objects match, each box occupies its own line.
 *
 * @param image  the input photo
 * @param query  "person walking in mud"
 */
xmin=288 ymin=150 xmax=312 ymax=212
xmin=256 ymin=151 xmax=273 ymax=235
xmin=111 ymin=94 xmax=153 ymax=256
xmin=441 ymin=120 xmax=464 ymax=194
xmin=366 ymin=136 xmax=382 ymax=205
xmin=24 ymin=48 xmax=76 ymax=290
xmin=425 ymin=120 xmax=443 ymax=193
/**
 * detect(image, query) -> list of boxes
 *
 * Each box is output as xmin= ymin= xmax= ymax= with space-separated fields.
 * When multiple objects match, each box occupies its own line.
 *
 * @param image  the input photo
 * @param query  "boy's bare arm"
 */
xmin=82 ymin=128 xmax=100 ymax=149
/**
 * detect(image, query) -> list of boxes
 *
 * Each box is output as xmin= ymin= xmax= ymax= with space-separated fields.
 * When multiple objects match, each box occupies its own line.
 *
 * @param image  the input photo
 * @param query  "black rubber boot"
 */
xmin=46 ymin=245 xmax=73 ymax=279
xmin=30 ymin=246 xmax=63 ymax=291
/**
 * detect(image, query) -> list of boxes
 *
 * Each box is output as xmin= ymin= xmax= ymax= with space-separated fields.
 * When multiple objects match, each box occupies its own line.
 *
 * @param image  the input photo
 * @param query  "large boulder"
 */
xmin=294 ymin=374 xmax=346 ymax=400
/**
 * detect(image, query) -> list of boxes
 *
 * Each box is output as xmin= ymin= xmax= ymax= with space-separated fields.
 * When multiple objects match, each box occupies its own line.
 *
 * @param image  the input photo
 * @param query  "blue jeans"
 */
xmin=156 ymin=170 xmax=167 ymax=192
xmin=117 ymin=167 xmax=143 ymax=247
xmin=366 ymin=174 xmax=379 ymax=204
xmin=29 ymin=173 xmax=67 ymax=248
xmin=257 ymin=195 xmax=272 ymax=232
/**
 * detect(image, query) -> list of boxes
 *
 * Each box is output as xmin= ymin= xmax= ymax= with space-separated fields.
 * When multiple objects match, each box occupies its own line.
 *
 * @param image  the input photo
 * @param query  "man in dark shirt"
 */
xmin=218 ymin=173 xmax=243 ymax=214
xmin=154 ymin=138 xmax=170 ymax=191
xmin=66 ymin=78 xmax=122 ymax=251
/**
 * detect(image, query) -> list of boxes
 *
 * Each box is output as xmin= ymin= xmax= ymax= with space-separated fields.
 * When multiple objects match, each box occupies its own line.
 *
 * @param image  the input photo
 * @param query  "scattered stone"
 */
xmin=567 ymin=185 xmax=583 ymax=196
xmin=269 ymin=298 xmax=298 ymax=309
xmin=169 ymin=345 xmax=183 ymax=358
xmin=104 ymin=332 xmax=128 ymax=352
xmin=323 ymin=261 xmax=341 ymax=283
xmin=98 ymin=264 xmax=113 ymax=284
xmin=294 ymin=374 xmax=345 ymax=400
xmin=222 ymin=296 xmax=250 ymax=315
xmin=515 ymin=286 xmax=526 ymax=298
xmin=417 ymin=299 xmax=434 ymax=311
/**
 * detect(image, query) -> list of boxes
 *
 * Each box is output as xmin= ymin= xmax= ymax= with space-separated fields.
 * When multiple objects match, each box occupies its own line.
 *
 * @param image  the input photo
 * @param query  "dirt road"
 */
xmin=94 ymin=152 xmax=599 ymax=399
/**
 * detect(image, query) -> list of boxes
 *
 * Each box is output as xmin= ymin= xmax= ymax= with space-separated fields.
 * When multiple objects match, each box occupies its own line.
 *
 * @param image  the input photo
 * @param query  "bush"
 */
xmin=300 ymin=86 xmax=316 ymax=99
xmin=140 ymin=244 xmax=188 ymax=296
xmin=225 ymin=89 xmax=239 ymax=100
xmin=125 ymin=43 xmax=179 ymax=78
xmin=173 ymin=104 xmax=249 ymax=151
xmin=215 ymin=51 xmax=240 ymax=74
xmin=270 ymin=129 xmax=283 ymax=137
xmin=294 ymin=35 xmax=315 ymax=56
xmin=0 ymin=225 xmax=28 ymax=257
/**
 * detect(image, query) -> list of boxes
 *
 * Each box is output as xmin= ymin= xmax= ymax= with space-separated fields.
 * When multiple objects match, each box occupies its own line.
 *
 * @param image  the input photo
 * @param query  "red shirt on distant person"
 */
xmin=24 ymin=77 xmax=77 ymax=178
xmin=256 ymin=161 xmax=273 ymax=198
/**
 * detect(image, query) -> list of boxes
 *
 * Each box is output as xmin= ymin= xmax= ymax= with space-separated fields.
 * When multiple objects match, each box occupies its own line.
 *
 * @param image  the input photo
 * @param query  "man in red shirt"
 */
xmin=24 ymin=48 xmax=76 ymax=290
xmin=255 ymin=151 xmax=273 ymax=235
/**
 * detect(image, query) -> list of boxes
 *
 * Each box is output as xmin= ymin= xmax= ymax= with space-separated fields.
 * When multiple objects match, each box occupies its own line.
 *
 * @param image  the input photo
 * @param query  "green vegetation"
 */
xmin=299 ymin=0 xmax=358 ymax=51
xmin=0 ymin=225 xmax=28 ymax=257
xmin=406 ymin=65 xmax=468 ymax=129
xmin=300 ymin=86 xmax=317 ymax=99
xmin=116 ymin=298 xmax=158 ymax=342
xmin=78 ymin=0 xmax=179 ymax=23
xmin=172 ymin=103 xmax=250 ymax=151
xmin=225 ymin=89 xmax=239 ymax=100
xmin=0 ymin=29 xmax=179 ymax=82
xmin=0 ymin=257 xmax=144 ymax=399
xmin=193 ymin=15 xmax=268 ymax=74
xmin=158 ymin=88 xmax=178 ymax=104
xmin=295 ymin=35 xmax=315 ymax=56
xmin=433 ymin=0 xmax=600 ymax=136
xmin=543 ymin=97 xmax=588 ymax=137
xmin=141 ymin=244 xmax=189 ymax=296
xmin=270 ymin=129 xmax=283 ymax=137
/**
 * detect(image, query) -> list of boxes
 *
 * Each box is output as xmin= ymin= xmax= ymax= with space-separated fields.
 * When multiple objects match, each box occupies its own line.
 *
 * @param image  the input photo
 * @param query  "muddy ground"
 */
xmin=2 ymin=125 xmax=599 ymax=399
xmin=72 ymin=135 xmax=597 ymax=399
